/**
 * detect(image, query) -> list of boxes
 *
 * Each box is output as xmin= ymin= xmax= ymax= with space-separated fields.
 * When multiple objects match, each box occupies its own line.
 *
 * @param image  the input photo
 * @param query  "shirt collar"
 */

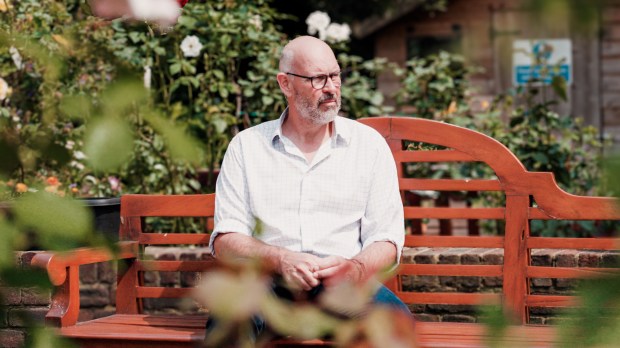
xmin=272 ymin=107 xmax=351 ymax=146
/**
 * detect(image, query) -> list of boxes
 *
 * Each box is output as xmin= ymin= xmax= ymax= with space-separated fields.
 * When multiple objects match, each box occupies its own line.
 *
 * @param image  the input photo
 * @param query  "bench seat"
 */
xmin=56 ymin=314 xmax=559 ymax=348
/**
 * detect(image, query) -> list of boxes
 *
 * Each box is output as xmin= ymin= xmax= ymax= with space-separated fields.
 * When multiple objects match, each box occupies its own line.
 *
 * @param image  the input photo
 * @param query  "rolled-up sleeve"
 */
xmin=209 ymin=136 xmax=254 ymax=252
xmin=360 ymin=140 xmax=405 ymax=262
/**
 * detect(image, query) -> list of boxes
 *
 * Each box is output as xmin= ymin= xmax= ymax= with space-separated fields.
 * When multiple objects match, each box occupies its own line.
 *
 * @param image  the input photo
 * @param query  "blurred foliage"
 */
xmin=195 ymin=260 xmax=415 ymax=347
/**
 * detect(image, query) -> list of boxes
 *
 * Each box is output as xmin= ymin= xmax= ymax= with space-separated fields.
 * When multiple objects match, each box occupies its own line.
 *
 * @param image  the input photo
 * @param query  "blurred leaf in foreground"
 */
xmin=13 ymin=192 xmax=93 ymax=250
xmin=144 ymin=111 xmax=203 ymax=164
xmin=558 ymin=275 xmax=620 ymax=347
xmin=83 ymin=117 xmax=134 ymax=172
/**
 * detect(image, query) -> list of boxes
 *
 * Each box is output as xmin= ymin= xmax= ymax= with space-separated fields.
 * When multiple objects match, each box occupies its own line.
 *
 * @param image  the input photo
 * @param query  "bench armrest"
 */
xmin=32 ymin=241 xmax=139 ymax=286
xmin=30 ymin=241 xmax=138 ymax=327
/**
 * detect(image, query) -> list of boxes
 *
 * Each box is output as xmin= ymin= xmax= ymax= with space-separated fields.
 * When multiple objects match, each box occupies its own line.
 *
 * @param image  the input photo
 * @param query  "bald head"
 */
xmin=279 ymin=36 xmax=337 ymax=73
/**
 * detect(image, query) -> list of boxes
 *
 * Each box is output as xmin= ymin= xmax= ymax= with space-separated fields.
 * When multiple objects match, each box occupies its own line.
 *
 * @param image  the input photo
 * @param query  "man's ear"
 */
xmin=276 ymin=73 xmax=293 ymax=98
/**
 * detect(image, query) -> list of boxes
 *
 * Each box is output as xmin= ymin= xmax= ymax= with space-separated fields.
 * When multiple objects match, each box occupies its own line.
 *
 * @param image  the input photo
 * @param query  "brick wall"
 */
xmin=1 ymin=252 xmax=50 ymax=348
xmin=1 ymin=247 xmax=617 ymax=347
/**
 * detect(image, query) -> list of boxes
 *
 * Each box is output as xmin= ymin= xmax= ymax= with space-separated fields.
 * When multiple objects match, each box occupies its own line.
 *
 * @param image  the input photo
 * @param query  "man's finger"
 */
xmin=316 ymin=256 xmax=344 ymax=270
xmin=314 ymin=264 xmax=345 ymax=279
xmin=299 ymin=268 xmax=320 ymax=288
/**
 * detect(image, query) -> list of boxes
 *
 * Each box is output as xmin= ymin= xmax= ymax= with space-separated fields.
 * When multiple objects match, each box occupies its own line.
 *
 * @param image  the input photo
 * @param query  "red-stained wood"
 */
xmin=396 ymin=291 xmax=501 ymax=305
xmin=502 ymin=195 xmax=530 ymax=324
xmin=398 ymin=264 xmax=503 ymax=277
xmin=526 ymin=295 xmax=578 ymax=308
xmin=527 ymin=237 xmax=619 ymax=250
xmin=136 ymin=287 xmax=193 ymax=298
xmin=404 ymin=207 xmax=504 ymax=219
xmin=45 ymin=266 xmax=80 ymax=327
xmin=405 ymin=235 xmax=504 ymax=248
xmin=527 ymin=266 xmax=620 ymax=279
xmin=138 ymin=233 xmax=210 ymax=245
xmin=393 ymin=149 xmax=477 ymax=163
xmin=137 ymin=260 xmax=215 ymax=272
xmin=399 ymin=178 xmax=502 ymax=191
xmin=121 ymin=194 xmax=215 ymax=217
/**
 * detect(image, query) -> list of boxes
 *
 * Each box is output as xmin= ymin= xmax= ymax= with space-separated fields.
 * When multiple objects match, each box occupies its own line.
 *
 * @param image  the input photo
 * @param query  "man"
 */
xmin=209 ymin=35 xmax=408 ymax=334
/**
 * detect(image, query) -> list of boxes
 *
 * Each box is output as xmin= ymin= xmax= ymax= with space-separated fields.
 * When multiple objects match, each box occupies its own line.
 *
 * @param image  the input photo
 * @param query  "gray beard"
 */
xmin=295 ymin=92 xmax=341 ymax=126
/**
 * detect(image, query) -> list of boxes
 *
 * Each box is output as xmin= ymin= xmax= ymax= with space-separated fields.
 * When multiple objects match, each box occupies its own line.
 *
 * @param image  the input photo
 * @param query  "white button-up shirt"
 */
xmin=210 ymin=110 xmax=404 ymax=260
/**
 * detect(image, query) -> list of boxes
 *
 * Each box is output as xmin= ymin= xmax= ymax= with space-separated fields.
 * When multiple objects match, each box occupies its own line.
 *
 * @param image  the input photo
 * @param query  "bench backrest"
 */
xmin=358 ymin=117 xmax=620 ymax=323
xmin=118 ymin=116 xmax=620 ymax=324
xmin=117 ymin=194 xmax=216 ymax=314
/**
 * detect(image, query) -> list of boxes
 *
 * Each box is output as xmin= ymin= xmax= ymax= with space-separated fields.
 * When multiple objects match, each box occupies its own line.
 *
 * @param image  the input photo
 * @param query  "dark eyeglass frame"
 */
xmin=286 ymin=71 xmax=342 ymax=89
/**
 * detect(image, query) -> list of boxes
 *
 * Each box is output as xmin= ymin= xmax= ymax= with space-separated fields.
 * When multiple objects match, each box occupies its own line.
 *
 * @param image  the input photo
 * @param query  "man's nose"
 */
xmin=322 ymin=77 xmax=339 ymax=92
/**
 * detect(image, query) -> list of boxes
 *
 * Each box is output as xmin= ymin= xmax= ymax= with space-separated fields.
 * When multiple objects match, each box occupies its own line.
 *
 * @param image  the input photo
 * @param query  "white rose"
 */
xmin=0 ymin=77 xmax=10 ymax=101
xmin=306 ymin=11 xmax=330 ymax=36
xmin=9 ymin=46 xmax=22 ymax=70
xmin=325 ymin=23 xmax=351 ymax=43
xmin=143 ymin=66 xmax=152 ymax=89
xmin=180 ymin=35 xmax=203 ymax=58
xmin=65 ymin=140 xmax=75 ymax=150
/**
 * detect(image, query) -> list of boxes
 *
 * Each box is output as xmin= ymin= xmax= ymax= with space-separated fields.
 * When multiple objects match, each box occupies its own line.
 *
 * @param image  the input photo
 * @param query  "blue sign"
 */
xmin=514 ymin=65 xmax=571 ymax=85
xmin=513 ymin=39 xmax=572 ymax=86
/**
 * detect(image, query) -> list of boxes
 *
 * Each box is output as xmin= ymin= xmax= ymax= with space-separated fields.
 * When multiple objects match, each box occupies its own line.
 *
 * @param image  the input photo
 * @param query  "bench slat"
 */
xmin=526 ymin=295 xmax=577 ymax=307
xmin=138 ymin=260 xmax=216 ymax=272
xmin=527 ymin=266 xmax=619 ymax=279
xmin=394 ymin=150 xmax=477 ymax=163
xmin=139 ymin=233 xmax=211 ymax=245
xmin=398 ymin=264 xmax=503 ymax=277
xmin=121 ymin=194 xmax=215 ymax=217
xmin=405 ymin=235 xmax=504 ymax=248
xmin=527 ymin=237 xmax=620 ymax=250
xmin=396 ymin=291 xmax=500 ymax=305
xmin=405 ymin=207 xmax=504 ymax=219
xmin=136 ymin=287 xmax=193 ymax=298
xmin=399 ymin=178 xmax=502 ymax=191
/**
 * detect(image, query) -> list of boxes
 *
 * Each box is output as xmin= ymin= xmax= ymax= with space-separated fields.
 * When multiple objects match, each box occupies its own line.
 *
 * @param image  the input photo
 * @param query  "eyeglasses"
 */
xmin=286 ymin=71 xmax=342 ymax=89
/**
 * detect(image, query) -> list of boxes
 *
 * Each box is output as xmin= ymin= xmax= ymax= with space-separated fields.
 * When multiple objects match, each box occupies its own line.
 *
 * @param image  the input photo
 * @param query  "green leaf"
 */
xmin=212 ymin=118 xmax=228 ymax=134
xmin=261 ymin=95 xmax=274 ymax=106
xmin=178 ymin=15 xmax=197 ymax=29
xmin=13 ymin=193 xmax=93 ymax=250
xmin=220 ymin=34 xmax=231 ymax=48
xmin=551 ymin=75 xmax=567 ymax=101
xmin=212 ymin=70 xmax=225 ymax=80
xmin=83 ymin=117 xmax=134 ymax=172
xmin=170 ymin=63 xmax=181 ymax=75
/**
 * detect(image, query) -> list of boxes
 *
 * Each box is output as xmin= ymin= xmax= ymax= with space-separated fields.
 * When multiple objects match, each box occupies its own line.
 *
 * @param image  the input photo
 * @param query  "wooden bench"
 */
xmin=32 ymin=116 xmax=620 ymax=347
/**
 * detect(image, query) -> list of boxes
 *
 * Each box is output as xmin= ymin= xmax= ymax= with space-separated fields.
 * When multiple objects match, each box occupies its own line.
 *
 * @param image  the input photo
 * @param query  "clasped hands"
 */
xmin=277 ymin=251 xmax=366 ymax=291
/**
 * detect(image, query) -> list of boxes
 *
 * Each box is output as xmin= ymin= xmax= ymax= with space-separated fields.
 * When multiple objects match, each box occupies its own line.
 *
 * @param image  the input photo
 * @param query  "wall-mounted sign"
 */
xmin=513 ymin=39 xmax=572 ymax=86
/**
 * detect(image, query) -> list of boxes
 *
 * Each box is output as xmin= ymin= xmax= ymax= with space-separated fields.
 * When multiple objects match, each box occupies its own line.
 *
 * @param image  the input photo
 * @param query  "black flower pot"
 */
xmin=80 ymin=197 xmax=121 ymax=242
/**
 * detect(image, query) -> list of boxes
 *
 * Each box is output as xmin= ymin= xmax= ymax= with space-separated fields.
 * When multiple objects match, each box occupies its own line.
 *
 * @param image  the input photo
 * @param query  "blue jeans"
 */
xmin=205 ymin=282 xmax=412 ymax=344
xmin=372 ymin=284 xmax=412 ymax=315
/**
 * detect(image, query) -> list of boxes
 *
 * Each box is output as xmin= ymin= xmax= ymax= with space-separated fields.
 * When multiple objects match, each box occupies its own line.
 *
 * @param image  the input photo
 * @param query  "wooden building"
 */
xmin=355 ymin=0 xmax=620 ymax=147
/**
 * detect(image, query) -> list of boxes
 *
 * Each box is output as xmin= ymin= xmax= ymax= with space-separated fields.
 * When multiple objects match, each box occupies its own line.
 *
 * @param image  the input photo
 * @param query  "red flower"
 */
xmin=177 ymin=0 xmax=188 ymax=7
xmin=46 ymin=176 xmax=60 ymax=186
